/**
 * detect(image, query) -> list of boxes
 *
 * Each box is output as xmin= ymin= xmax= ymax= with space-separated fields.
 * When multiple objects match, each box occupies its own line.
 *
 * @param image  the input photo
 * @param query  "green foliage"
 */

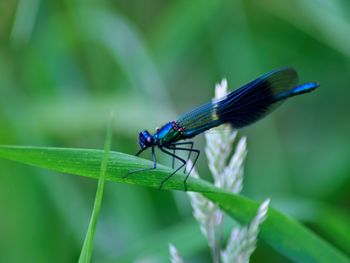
xmin=0 ymin=145 xmax=348 ymax=263
xmin=1 ymin=0 xmax=350 ymax=262
xmin=78 ymin=113 xmax=114 ymax=262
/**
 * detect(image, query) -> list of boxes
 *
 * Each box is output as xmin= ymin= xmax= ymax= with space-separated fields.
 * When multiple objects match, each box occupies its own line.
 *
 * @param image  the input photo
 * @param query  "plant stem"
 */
xmin=78 ymin=113 xmax=114 ymax=263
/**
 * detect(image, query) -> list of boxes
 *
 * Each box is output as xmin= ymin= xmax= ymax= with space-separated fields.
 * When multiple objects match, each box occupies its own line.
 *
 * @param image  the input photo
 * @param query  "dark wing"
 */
xmin=217 ymin=67 xmax=298 ymax=128
xmin=177 ymin=67 xmax=318 ymax=138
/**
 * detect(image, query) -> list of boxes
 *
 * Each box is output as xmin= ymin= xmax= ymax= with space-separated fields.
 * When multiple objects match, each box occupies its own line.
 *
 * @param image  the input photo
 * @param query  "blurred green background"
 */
xmin=1 ymin=0 xmax=350 ymax=262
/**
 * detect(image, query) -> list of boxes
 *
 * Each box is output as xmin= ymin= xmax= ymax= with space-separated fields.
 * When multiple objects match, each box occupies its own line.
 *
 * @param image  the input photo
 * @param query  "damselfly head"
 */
xmin=139 ymin=130 xmax=153 ymax=149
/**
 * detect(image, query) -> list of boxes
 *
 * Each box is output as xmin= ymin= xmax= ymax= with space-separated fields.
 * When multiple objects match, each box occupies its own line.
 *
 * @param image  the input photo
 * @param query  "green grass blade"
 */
xmin=78 ymin=113 xmax=114 ymax=263
xmin=0 ymin=145 xmax=348 ymax=263
xmin=0 ymin=145 xmax=214 ymax=192
xmin=313 ymin=205 xmax=350 ymax=256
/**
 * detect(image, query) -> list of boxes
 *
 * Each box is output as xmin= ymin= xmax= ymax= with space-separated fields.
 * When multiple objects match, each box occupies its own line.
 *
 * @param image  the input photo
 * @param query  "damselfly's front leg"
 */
xmin=124 ymin=146 xmax=156 ymax=178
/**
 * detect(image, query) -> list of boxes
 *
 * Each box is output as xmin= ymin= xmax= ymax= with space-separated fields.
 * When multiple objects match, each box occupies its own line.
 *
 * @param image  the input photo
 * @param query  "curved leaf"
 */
xmin=0 ymin=145 xmax=348 ymax=263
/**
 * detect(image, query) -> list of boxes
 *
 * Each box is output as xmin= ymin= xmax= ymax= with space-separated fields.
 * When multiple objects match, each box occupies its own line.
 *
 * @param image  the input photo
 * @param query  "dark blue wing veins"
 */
xmin=177 ymin=67 xmax=319 ymax=138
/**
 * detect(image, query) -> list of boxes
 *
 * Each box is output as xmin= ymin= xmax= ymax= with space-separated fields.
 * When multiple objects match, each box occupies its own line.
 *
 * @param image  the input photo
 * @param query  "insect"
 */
xmin=127 ymin=67 xmax=319 ymax=190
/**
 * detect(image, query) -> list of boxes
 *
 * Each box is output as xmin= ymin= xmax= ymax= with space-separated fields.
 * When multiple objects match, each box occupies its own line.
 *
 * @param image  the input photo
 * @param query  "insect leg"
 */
xmin=124 ymin=146 xmax=156 ymax=178
xmin=170 ymin=142 xmax=193 ymax=173
xmin=170 ymin=143 xmax=193 ymax=169
xmin=185 ymin=148 xmax=200 ymax=186
xmin=159 ymin=147 xmax=187 ymax=190
xmin=170 ymin=141 xmax=194 ymax=173
xmin=172 ymin=149 xmax=175 ymax=169
xmin=165 ymin=145 xmax=200 ymax=191
xmin=135 ymin=147 xmax=145 ymax=156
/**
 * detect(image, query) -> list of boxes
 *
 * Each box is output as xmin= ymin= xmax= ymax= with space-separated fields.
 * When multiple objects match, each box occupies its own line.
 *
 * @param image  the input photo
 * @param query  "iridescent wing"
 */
xmin=177 ymin=67 xmax=318 ymax=138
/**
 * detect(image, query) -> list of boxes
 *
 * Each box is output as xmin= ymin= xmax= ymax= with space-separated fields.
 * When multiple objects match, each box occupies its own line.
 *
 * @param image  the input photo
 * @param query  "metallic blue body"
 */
xmin=153 ymin=122 xmax=183 ymax=146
